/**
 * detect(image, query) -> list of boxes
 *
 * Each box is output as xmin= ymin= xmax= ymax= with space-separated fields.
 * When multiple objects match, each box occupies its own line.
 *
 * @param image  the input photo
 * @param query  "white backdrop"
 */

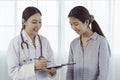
xmin=0 ymin=0 xmax=120 ymax=80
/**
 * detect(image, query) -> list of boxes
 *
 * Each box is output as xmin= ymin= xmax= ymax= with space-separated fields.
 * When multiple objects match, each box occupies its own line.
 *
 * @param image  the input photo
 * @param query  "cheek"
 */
xmin=77 ymin=25 xmax=81 ymax=30
xmin=27 ymin=23 xmax=33 ymax=28
xmin=81 ymin=27 xmax=87 ymax=33
xmin=71 ymin=26 xmax=75 ymax=30
xmin=80 ymin=24 xmax=86 ymax=30
xmin=39 ymin=24 xmax=42 ymax=28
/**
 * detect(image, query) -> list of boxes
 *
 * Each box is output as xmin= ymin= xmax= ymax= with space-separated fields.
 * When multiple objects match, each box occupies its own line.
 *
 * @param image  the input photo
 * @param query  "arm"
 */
xmin=7 ymin=39 xmax=35 ymax=80
xmin=66 ymin=44 xmax=74 ymax=80
xmin=97 ymin=39 xmax=111 ymax=80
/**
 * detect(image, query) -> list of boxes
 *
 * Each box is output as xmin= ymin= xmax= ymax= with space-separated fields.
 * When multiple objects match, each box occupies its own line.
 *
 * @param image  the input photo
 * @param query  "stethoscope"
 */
xmin=20 ymin=31 xmax=43 ymax=63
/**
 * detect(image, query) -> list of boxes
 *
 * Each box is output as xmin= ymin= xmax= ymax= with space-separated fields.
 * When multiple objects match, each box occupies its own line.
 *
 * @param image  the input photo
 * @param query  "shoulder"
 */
xmin=91 ymin=32 xmax=108 ymax=44
xmin=70 ymin=37 xmax=80 ymax=46
xmin=96 ymin=33 xmax=111 ymax=56
xmin=97 ymin=33 xmax=108 ymax=44
xmin=8 ymin=35 xmax=21 ymax=51
xmin=95 ymin=33 xmax=110 ymax=49
xmin=9 ymin=35 xmax=21 ymax=45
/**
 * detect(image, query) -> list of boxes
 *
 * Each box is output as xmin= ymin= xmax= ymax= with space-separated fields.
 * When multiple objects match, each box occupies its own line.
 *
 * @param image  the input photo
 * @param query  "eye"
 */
xmin=39 ymin=21 xmax=42 ymax=24
xmin=70 ymin=23 xmax=72 ymax=26
xmin=32 ymin=21 xmax=37 ymax=24
xmin=74 ymin=23 xmax=78 ymax=26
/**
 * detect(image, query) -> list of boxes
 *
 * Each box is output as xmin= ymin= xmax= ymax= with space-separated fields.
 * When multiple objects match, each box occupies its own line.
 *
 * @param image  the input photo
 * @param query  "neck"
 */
xmin=29 ymin=34 xmax=36 ymax=42
xmin=81 ymin=29 xmax=93 ymax=39
xmin=25 ymin=30 xmax=36 ymax=42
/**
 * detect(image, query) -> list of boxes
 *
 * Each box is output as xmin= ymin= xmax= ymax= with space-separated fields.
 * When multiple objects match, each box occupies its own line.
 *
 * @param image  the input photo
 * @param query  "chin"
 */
xmin=34 ymin=31 xmax=38 ymax=34
xmin=76 ymin=31 xmax=80 ymax=34
xmin=32 ymin=32 xmax=37 ymax=36
xmin=35 ymin=33 xmax=38 ymax=36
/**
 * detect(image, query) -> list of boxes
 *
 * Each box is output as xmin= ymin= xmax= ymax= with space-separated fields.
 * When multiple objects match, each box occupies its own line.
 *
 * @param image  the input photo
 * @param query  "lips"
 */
xmin=33 ymin=28 xmax=38 ymax=32
xmin=75 ymin=30 xmax=80 ymax=33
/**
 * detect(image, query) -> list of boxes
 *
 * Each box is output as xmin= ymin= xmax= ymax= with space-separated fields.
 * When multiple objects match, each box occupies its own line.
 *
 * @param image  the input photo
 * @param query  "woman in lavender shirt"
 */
xmin=66 ymin=6 xmax=111 ymax=80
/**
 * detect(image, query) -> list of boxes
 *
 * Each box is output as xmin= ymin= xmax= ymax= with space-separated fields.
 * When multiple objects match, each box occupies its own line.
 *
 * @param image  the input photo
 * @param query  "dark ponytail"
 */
xmin=91 ymin=20 xmax=105 ymax=37
xmin=68 ymin=6 xmax=105 ymax=37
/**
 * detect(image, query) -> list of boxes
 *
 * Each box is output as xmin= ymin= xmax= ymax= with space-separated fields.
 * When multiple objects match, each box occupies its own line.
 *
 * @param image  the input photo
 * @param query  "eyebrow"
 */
xmin=32 ymin=20 xmax=37 ymax=22
xmin=73 ymin=22 xmax=78 ymax=24
xmin=70 ymin=22 xmax=78 ymax=24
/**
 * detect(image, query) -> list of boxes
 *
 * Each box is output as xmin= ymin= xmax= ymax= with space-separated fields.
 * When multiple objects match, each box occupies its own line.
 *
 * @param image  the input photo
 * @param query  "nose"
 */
xmin=36 ymin=22 xmax=41 ymax=28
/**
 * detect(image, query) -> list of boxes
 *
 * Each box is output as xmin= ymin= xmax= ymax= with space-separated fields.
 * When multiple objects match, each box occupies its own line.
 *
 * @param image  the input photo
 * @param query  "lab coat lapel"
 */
xmin=35 ymin=35 xmax=41 ymax=57
xmin=35 ymin=35 xmax=40 ymax=48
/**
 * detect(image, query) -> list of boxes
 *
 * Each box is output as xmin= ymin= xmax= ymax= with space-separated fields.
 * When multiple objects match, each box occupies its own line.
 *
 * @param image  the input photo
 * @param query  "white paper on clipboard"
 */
xmin=47 ymin=62 xmax=76 ymax=69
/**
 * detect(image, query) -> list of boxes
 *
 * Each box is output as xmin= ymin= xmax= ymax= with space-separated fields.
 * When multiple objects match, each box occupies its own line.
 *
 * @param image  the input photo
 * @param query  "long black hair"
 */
xmin=68 ymin=6 xmax=105 ymax=37
xmin=22 ymin=6 xmax=42 ymax=30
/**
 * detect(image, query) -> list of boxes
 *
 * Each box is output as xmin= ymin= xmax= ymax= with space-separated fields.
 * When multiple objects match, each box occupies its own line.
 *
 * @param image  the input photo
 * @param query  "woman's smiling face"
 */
xmin=69 ymin=17 xmax=88 ymax=36
xmin=23 ymin=13 xmax=42 ymax=36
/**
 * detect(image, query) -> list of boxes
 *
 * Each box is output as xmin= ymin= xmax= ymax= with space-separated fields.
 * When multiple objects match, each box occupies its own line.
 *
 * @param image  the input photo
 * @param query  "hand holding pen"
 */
xmin=34 ymin=56 xmax=50 ymax=71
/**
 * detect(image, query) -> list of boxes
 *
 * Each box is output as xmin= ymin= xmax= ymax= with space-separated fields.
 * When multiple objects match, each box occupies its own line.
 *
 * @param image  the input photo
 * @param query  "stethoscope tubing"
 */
xmin=20 ymin=31 xmax=43 ymax=61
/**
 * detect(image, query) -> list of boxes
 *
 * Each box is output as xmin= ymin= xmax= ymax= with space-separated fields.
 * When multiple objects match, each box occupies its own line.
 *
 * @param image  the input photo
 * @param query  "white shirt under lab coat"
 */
xmin=7 ymin=30 xmax=55 ymax=80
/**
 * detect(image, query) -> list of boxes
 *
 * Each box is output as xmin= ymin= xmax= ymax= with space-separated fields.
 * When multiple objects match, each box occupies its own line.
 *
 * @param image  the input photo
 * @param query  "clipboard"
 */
xmin=47 ymin=62 xmax=76 ymax=69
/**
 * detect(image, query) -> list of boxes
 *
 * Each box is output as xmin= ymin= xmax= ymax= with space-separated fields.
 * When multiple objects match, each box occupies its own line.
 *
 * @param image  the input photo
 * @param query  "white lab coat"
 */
xmin=7 ymin=30 xmax=55 ymax=80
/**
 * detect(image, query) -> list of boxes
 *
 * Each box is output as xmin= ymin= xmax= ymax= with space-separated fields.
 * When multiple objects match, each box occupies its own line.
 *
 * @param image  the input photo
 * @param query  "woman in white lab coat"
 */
xmin=66 ymin=6 xmax=111 ymax=80
xmin=7 ymin=6 xmax=56 ymax=80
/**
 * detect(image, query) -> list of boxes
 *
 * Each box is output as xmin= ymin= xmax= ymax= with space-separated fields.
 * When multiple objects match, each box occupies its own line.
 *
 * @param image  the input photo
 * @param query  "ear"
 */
xmin=22 ymin=18 xmax=26 ymax=25
xmin=85 ymin=19 xmax=89 ymax=27
xmin=22 ymin=18 xmax=24 ymax=24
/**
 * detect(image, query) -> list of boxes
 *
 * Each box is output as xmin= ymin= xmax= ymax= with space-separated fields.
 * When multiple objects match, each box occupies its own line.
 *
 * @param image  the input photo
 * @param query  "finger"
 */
xmin=39 ymin=58 xmax=51 ymax=62
xmin=42 ymin=66 xmax=47 ymax=71
xmin=47 ymin=68 xmax=56 ymax=73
